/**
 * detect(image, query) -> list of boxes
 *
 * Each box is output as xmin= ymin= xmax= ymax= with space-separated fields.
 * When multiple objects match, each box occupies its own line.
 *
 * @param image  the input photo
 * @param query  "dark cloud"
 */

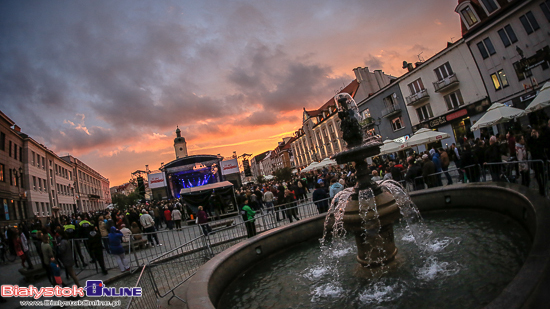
xmin=363 ymin=54 xmax=383 ymax=70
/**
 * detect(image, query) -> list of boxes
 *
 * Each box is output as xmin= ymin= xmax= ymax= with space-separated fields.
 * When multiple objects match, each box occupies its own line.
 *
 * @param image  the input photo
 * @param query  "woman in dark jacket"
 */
xmin=108 ymin=226 xmax=129 ymax=272
xmin=484 ymin=136 xmax=501 ymax=182
xmin=197 ymin=206 xmax=211 ymax=236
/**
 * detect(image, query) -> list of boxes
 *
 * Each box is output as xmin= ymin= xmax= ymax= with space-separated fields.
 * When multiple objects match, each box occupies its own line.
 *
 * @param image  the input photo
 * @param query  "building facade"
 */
xmin=357 ymin=82 xmax=414 ymax=142
xmin=398 ymin=39 xmax=489 ymax=150
xmin=61 ymin=155 xmax=111 ymax=214
xmin=456 ymin=0 xmax=550 ymax=124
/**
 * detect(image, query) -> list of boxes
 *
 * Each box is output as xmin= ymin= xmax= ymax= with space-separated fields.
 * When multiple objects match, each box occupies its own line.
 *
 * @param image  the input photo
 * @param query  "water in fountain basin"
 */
xmin=219 ymin=210 xmax=530 ymax=309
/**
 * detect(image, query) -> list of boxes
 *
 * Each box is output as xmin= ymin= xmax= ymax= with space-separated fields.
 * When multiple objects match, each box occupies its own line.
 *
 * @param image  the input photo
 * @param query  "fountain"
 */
xmin=185 ymin=94 xmax=550 ymax=308
xmin=330 ymin=92 xmax=401 ymax=268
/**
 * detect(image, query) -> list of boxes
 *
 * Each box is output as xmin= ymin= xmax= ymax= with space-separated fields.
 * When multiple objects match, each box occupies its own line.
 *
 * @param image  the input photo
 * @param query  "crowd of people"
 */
xmin=1 ymin=120 xmax=548 ymax=291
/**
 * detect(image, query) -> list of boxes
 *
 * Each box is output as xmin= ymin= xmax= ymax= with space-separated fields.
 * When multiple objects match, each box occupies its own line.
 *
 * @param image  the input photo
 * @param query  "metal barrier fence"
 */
xmin=126 ymin=197 xmax=331 ymax=308
xmin=403 ymin=160 xmax=549 ymax=197
xmin=126 ymin=265 xmax=158 ymax=309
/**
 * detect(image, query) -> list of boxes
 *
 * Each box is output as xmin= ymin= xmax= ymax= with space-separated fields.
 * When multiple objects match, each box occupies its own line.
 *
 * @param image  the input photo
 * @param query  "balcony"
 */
xmin=433 ymin=73 xmax=459 ymax=93
xmin=381 ymin=104 xmax=401 ymax=118
xmin=406 ymin=89 xmax=430 ymax=106
xmin=359 ymin=117 xmax=375 ymax=127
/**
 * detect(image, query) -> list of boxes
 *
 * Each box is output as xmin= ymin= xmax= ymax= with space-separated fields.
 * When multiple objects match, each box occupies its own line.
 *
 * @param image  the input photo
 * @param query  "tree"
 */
xmin=256 ymin=175 xmax=266 ymax=184
xmin=111 ymin=191 xmax=141 ymax=211
xmin=273 ymin=167 xmax=293 ymax=182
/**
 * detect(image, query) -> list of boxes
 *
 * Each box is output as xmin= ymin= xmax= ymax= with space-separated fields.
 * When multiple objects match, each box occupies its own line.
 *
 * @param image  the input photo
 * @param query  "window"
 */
xmin=391 ymin=117 xmax=405 ymax=131
xmin=444 ymin=90 xmax=465 ymax=110
xmin=9 ymin=141 xmax=12 ymax=157
xmin=480 ymin=0 xmax=499 ymax=14
xmin=41 ymin=157 xmax=45 ymax=169
xmin=497 ymin=25 xmax=518 ymax=47
xmin=362 ymin=108 xmax=371 ymax=119
xmin=32 ymin=151 xmax=36 ymax=165
xmin=13 ymin=145 xmax=17 ymax=160
xmin=461 ymin=7 xmax=478 ymax=26
xmin=33 ymin=176 xmax=36 ymax=190
xmin=477 ymin=38 xmax=496 ymax=59
xmin=520 ymin=11 xmax=540 ymax=34
xmin=0 ymin=132 xmax=4 ymax=151
xmin=9 ymin=169 xmax=13 ymax=186
xmin=19 ymin=147 xmax=22 ymax=162
xmin=541 ymin=0 xmax=550 ymax=22
xmin=408 ymin=78 xmax=425 ymax=94
xmin=490 ymin=70 xmax=509 ymax=90
xmin=416 ymin=104 xmax=434 ymax=122
xmin=434 ymin=62 xmax=454 ymax=81
xmin=0 ymin=164 xmax=3 ymax=182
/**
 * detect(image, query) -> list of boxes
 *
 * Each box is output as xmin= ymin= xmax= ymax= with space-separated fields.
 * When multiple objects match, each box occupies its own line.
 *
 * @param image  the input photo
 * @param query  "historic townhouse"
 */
xmin=398 ymin=38 xmax=489 ymax=150
xmin=456 ymin=0 xmax=550 ymax=125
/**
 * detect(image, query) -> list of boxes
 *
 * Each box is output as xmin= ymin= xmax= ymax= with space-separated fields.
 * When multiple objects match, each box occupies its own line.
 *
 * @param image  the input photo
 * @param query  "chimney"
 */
xmin=403 ymin=61 xmax=415 ymax=72
xmin=353 ymin=67 xmax=362 ymax=82
xmin=415 ymin=62 xmax=423 ymax=68
xmin=13 ymin=125 xmax=21 ymax=132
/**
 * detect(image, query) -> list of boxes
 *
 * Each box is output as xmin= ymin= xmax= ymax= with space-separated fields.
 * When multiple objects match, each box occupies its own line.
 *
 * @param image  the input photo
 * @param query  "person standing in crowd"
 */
xmin=371 ymin=170 xmax=381 ymax=182
xmin=120 ymin=224 xmax=132 ymax=242
xmin=41 ymin=234 xmax=55 ymax=285
xmin=153 ymin=206 xmax=162 ymax=230
xmin=263 ymin=188 xmax=275 ymax=213
xmin=57 ymin=231 xmax=81 ymax=286
xmin=108 ymin=226 xmax=129 ymax=272
xmin=197 ymin=206 xmax=212 ymax=236
xmin=98 ymin=216 xmax=110 ymax=254
xmin=461 ymin=144 xmax=479 ymax=182
xmin=295 ymin=180 xmax=307 ymax=203
xmin=329 ymin=178 xmax=344 ymax=200
xmin=14 ymin=228 xmax=33 ymax=270
xmin=164 ymin=207 xmax=173 ymax=230
xmin=139 ymin=209 xmax=161 ymax=247
xmin=313 ymin=183 xmax=329 ymax=213
xmin=439 ymin=148 xmax=452 ymax=185
xmin=275 ymin=184 xmax=286 ymax=221
xmin=484 ymin=135 xmax=501 ymax=182
xmin=171 ymin=207 xmax=182 ymax=229
xmin=515 ymin=135 xmax=530 ymax=188
xmin=528 ymin=128 xmax=547 ymax=196
xmin=431 ymin=148 xmax=443 ymax=186
xmin=422 ymin=154 xmax=437 ymax=188
xmin=451 ymin=143 xmax=463 ymax=182
xmin=284 ymin=189 xmax=300 ymax=222
xmin=88 ymin=226 xmax=108 ymax=275
xmin=241 ymin=200 xmax=256 ymax=238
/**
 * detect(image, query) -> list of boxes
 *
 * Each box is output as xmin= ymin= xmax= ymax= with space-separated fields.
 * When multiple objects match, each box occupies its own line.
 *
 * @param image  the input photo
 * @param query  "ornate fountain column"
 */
xmin=331 ymin=93 xmax=401 ymax=268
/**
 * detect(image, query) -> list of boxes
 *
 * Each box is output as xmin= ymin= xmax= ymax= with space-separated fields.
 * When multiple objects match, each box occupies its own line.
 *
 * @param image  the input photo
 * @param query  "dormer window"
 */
xmin=480 ymin=0 xmax=499 ymax=15
xmin=461 ymin=6 xmax=478 ymax=26
xmin=456 ymin=2 xmax=481 ymax=29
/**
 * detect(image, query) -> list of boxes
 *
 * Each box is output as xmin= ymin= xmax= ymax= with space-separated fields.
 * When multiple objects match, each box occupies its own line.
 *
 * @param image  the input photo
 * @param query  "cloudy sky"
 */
xmin=0 ymin=0 xmax=461 ymax=186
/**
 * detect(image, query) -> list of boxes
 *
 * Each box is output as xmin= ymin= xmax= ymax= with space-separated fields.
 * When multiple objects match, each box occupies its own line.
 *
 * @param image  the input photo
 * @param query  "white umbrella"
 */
xmin=264 ymin=175 xmax=274 ymax=180
xmin=302 ymin=161 xmax=320 ymax=172
xmin=379 ymin=139 xmax=405 ymax=155
xmin=316 ymin=157 xmax=338 ymax=169
xmin=524 ymin=82 xmax=550 ymax=113
xmin=403 ymin=128 xmax=450 ymax=148
xmin=470 ymin=102 xmax=525 ymax=131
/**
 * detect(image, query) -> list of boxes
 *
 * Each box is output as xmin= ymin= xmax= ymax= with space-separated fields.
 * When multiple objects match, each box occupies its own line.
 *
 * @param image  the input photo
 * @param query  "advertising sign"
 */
xmin=220 ymin=159 xmax=240 ymax=175
xmin=148 ymin=172 xmax=167 ymax=189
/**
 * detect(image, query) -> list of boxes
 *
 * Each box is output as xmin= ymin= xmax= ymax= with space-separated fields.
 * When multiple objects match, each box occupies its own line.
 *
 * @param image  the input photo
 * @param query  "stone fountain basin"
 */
xmin=186 ymin=183 xmax=550 ymax=309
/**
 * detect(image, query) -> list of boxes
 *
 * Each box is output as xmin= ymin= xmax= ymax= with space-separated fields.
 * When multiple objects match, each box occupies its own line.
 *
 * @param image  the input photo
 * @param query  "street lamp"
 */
xmin=375 ymin=117 xmax=382 ymax=136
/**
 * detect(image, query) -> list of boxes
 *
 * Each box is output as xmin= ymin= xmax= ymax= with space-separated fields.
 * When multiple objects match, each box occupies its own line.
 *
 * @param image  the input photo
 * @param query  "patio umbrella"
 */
xmin=379 ymin=139 xmax=405 ymax=155
xmin=302 ymin=161 xmax=320 ymax=172
xmin=524 ymin=82 xmax=550 ymax=113
xmin=403 ymin=128 xmax=450 ymax=148
xmin=316 ymin=157 xmax=338 ymax=169
xmin=470 ymin=102 xmax=525 ymax=131
xmin=264 ymin=175 xmax=274 ymax=180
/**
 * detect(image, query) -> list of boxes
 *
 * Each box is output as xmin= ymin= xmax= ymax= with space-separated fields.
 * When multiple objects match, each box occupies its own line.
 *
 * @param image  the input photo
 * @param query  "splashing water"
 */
xmin=359 ymin=281 xmax=405 ymax=304
xmin=416 ymin=256 xmax=461 ymax=281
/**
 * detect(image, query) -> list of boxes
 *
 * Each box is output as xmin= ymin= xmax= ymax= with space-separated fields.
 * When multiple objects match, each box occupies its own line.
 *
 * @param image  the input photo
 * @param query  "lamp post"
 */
xmin=12 ymin=167 xmax=25 ymax=219
xmin=375 ymin=117 xmax=382 ymax=136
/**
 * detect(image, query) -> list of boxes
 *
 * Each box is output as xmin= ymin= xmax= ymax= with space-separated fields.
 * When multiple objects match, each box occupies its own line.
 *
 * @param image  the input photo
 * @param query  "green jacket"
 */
xmin=242 ymin=205 xmax=256 ymax=222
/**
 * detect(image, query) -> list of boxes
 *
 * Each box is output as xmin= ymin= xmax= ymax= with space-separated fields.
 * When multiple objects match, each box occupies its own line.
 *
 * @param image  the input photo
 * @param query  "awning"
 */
xmin=180 ymin=181 xmax=234 ymax=195
xmin=403 ymin=128 xmax=450 ymax=148
xmin=524 ymin=82 xmax=550 ymax=113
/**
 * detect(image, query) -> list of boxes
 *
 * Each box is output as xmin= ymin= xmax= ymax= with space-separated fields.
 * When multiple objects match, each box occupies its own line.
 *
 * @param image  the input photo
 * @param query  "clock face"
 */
xmin=180 ymin=148 xmax=183 ymax=151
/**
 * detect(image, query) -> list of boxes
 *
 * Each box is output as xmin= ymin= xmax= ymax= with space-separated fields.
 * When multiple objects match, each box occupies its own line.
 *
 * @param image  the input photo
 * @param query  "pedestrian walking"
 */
xmin=139 ymin=209 xmax=162 ymax=247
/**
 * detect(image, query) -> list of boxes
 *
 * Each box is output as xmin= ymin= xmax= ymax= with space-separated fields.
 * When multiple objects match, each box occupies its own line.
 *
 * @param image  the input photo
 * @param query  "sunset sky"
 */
xmin=0 ymin=0 xmax=462 ymax=186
